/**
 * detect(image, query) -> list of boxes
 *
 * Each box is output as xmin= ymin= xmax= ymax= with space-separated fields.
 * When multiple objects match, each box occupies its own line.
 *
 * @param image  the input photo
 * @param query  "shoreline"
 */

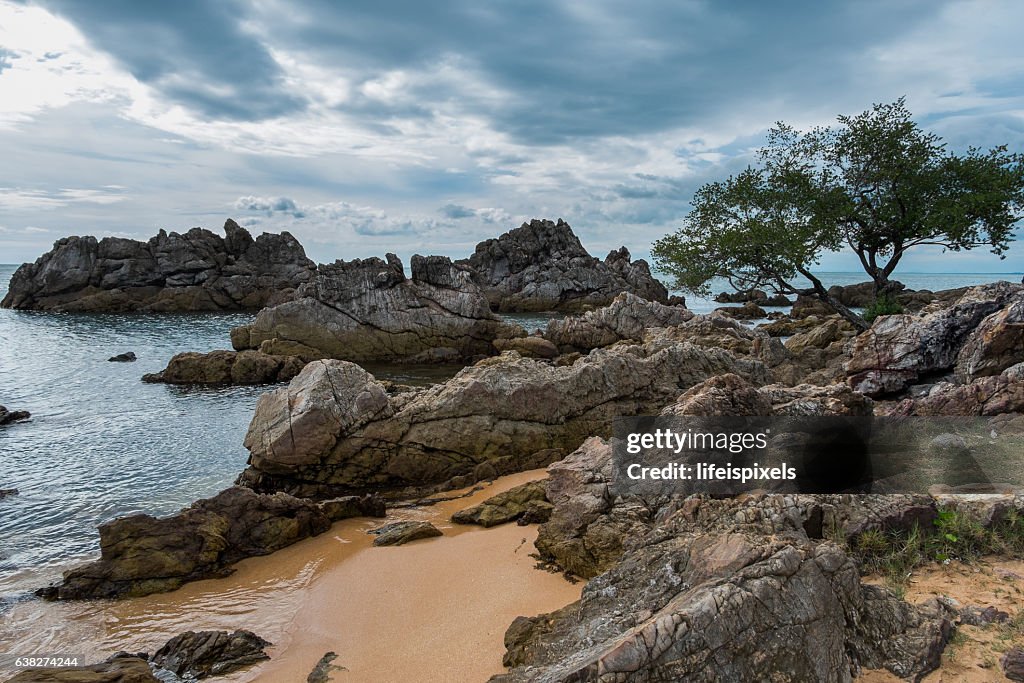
xmin=0 ymin=469 xmax=582 ymax=682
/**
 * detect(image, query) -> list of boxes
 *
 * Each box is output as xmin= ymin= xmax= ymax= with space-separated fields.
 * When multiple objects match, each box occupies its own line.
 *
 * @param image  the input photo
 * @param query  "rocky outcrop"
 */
xmin=142 ymin=350 xmax=305 ymax=385
xmin=881 ymin=363 xmax=1024 ymax=416
xmin=847 ymin=282 xmax=1023 ymax=396
xmin=543 ymin=292 xmax=693 ymax=352
xmin=954 ymin=295 xmax=1024 ymax=382
xmin=42 ymin=486 xmax=333 ymax=599
xmin=5 ymin=655 xmax=159 ymax=682
xmin=451 ymin=481 xmax=551 ymax=527
xmin=107 ymin=351 xmax=136 ymax=362
xmin=1 ymin=219 xmax=315 ymax=312
xmin=458 ymin=219 xmax=669 ymax=311
xmin=230 ymin=254 xmax=523 ymax=363
xmin=715 ymin=289 xmax=791 ymax=306
xmin=499 ymin=489 xmax=954 ymax=682
xmin=370 ymin=520 xmax=442 ymax=546
xmin=150 ymin=630 xmax=270 ymax=679
xmin=237 ymin=341 xmax=770 ymax=498
xmin=0 ymin=405 xmax=30 ymax=425
xmin=714 ymin=300 xmax=767 ymax=319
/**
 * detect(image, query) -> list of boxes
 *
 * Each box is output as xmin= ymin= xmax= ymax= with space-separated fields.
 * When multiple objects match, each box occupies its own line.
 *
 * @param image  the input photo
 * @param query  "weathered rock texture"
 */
xmin=501 ymin=429 xmax=968 ymax=683
xmin=150 ymin=629 xmax=270 ymax=679
xmin=142 ymin=350 xmax=306 ymax=385
xmin=230 ymin=253 xmax=523 ymax=363
xmin=237 ymin=341 xmax=770 ymax=498
xmin=44 ymin=486 xmax=334 ymax=599
xmin=847 ymin=282 xmax=1024 ymax=396
xmin=882 ymin=363 xmax=1024 ymax=416
xmin=459 ymin=219 xmax=668 ymax=311
xmin=370 ymin=520 xmax=443 ymax=546
xmin=451 ymin=480 xmax=551 ymax=527
xmin=1 ymin=219 xmax=314 ymax=311
xmin=544 ymin=292 xmax=693 ymax=352
xmin=5 ymin=655 xmax=159 ymax=682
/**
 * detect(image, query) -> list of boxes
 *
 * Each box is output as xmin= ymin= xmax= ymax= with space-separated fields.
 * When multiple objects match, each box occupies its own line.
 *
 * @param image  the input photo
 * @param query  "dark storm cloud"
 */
xmin=22 ymin=0 xmax=306 ymax=120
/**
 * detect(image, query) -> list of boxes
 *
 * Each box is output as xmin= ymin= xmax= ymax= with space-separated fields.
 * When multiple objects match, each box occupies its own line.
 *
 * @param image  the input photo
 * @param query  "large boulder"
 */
xmin=142 ymin=350 xmax=306 ymax=385
xmin=458 ymin=218 xmax=668 ymax=311
xmin=882 ymin=362 xmax=1024 ymax=416
xmin=451 ymin=480 xmax=550 ymax=527
xmin=544 ymin=292 xmax=693 ymax=352
xmin=43 ymin=486 xmax=333 ymax=599
xmin=847 ymin=282 xmax=1024 ymax=396
xmin=1 ymin=219 xmax=315 ymax=311
xmin=230 ymin=253 xmax=523 ymax=363
xmin=954 ymin=295 xmax=1024 ymax=382
xmin=237 ymin=341 xmax=771 ymax=497
xmin=150 ymin=629 xmax=270 ymax=679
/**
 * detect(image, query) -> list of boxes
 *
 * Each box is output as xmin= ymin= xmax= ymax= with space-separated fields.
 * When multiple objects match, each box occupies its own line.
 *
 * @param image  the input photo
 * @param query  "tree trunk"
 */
xmin=797 ymin=267 xmax=870 ymax=332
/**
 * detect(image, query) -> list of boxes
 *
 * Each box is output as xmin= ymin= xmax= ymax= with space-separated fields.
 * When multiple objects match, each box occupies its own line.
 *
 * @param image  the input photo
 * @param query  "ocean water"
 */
xmin=0 ymin=265 xmax=1019 ymax=598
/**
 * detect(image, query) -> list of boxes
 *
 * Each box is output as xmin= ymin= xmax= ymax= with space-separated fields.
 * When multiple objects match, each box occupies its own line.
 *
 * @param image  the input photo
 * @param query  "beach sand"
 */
xmin=0 ymin=469 xmax=582 ymax=682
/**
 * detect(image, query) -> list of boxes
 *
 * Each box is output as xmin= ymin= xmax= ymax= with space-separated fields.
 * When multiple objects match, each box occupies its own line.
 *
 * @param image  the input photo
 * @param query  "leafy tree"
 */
xmin=652 ymin=99 xmax=1024 ymax=331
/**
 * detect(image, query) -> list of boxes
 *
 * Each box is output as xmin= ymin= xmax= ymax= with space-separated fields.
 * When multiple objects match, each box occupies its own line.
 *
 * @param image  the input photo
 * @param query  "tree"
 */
xmin=652 ymin=99 xmax=1024 ymax=331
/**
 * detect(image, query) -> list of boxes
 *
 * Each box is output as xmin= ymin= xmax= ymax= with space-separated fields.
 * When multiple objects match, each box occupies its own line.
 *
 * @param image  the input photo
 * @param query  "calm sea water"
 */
xmin=0 ymin=265 xmax=1019 ymax=598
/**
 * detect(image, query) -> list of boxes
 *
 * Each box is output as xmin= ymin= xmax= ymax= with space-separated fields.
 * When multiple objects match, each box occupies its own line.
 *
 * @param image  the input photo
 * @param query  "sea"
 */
xmin=0 ymin=265 xmax=1020 ymax=598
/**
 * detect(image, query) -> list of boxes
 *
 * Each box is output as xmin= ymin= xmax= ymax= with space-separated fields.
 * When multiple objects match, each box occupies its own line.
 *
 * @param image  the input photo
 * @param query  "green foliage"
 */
xmin=862 ymin=294 xmax=904 ymax=323
xmin=652 ymin=98 xmax=1024 ymax=328
xmin=848 ymin=507 xmax=1024 ymax=592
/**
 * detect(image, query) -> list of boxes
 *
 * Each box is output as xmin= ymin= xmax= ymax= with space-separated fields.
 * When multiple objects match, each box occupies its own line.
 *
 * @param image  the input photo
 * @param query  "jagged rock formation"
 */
xmin=151 ymin=630 xmax=270 ymax=679
xmin=237 ymin=341 xmax=770 ymax=498
xmin=544 ymin=292 xmax=693 ymax=352
xmin=881 ymin=362 xmax=1024 ymax=416
xmin=847 ymin=282 xmax=1024 ymax=396
xmin=41 ymin=486 xmax=335 ymax=599
xmin=451 ymin=480 xmax=551 ymax=527
xmin=142 ymin=350 xmax=306 ymax=385
xmin=0 ymin=405 xmax=30 ymax=425
xmin=5 ymin=654 xmax=159 ymax=682
xmin=458 ymin=219 xmax=669 ymax=311
xmin=1 ymin=219 xmax=315 ymax=312
xmin=230 ymin=254 xmax=523 ymax=363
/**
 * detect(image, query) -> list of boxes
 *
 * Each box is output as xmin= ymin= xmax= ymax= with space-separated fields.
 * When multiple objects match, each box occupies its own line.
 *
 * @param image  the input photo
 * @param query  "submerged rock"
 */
xmin=5 ymin=654 xmax=158 ymax=682
xmin=44 ymin=486 xmax=333 ymax=599
xmin=0 ymin=405 xmax=30 ymax=425
xmin=459 ymin=218 xmax=668 ymax=311
xmin=1 ymin=219 xmax=315 ymax=312
xmin=451 ymin=481 xmax=550 ymax=527
xmin=150 ymin=629 xmax=270 ymax=679
xmin=142 ymin=350 xmax=305 ymax=385
xmin=238 ymin=341 xmax=769 ymax=497
xmin=370 ymin=520 xmax=443 ymax=546
xmin=107 ymin=351 xmax=137 ymax=362
xmin=0 ymin=488 xmax=18 ymax=499
xmin=231 ymin=253 xmax=522 ymax=363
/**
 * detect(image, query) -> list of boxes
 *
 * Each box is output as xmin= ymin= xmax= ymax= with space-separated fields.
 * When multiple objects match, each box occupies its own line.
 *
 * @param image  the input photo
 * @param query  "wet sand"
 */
xmin=0 ymin=469 xmax=582 ymax=682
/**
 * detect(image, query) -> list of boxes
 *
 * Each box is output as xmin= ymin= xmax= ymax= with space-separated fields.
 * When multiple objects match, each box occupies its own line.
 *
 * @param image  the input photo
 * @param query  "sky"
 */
xmin=0 ymin=0 xmax=1023 ymax=276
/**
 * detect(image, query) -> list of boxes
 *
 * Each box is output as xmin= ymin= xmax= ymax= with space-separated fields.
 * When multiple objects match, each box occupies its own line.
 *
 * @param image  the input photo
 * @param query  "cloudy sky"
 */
xmin=0 ymin=0 xmax=1022 ymax=275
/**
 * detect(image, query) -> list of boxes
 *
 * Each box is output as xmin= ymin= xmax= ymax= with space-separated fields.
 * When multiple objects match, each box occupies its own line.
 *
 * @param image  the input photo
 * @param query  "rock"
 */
xmin=764 ymin=293 xmax=793 ymax=306
xmin=1004 ymin=647 xmax=1024 ymax=681
xmin=757 ymin=382 xmax=873 ymax=416
xmin=713 ymin=300 xmax=767 ymax=319
xmin=883 ymin=362 xmax=1024 ymax=416
xmin=784 ymin=319 xmax=841 ymax=352
xmin=828 ymin=281 xmax=904 ymax=307
xmin=791 ymin=293 xmax=837 ymax=318
xmin=141 ymin=350 xmax=305 ymax=385
xmin=5 ymin=655 xmax=158 ymax=682
xmin=492 ymin=336 xmax=559 ymax=359
xmin=847 ymin=282 xmax=1024 ymax=396
xmin=307 ymin=651 xmax=345 ymax=683
xmin=0 ymin=488 xmax=18 ymax=499
xmin=659 ymin=373 xmax=773 ymax=416
xmin=45 ymin=486 xmax=332 ymax=599
xmin=238 ymin=340 xmax=770 ymax=497
xmin=451 ymin=481 xmax=549 ymax=527
xmin=714 ymin=288 xmax=767 ymax=303
xmin=499 ymin=517 xmax=951 ymax=682
xmin=1 ymin=219 xmax=315 ymax=312
xmin=231 ymin=254 xmax=523 ymax=363
xmin=0 ymin=405 xmax=30 ymax=425
xmin=107 ymin=352 xmax=136 ymax=362
xmin=955 ymin=295 xmax=1024 ymax=382
xmin=151 ymin=629 xmax=270 ymax=679
xmin=370 ymin=520 xmax=442 ymax=546
xmin=458 ymin=218 xmax=669 ymax=311
xmin=543 ymin=292 xmax=694 ymax=352
xmin=959 ymin=605 xmax=1009 ymax=626
xmin=318 ymin=494 xmax=386 ymax=521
